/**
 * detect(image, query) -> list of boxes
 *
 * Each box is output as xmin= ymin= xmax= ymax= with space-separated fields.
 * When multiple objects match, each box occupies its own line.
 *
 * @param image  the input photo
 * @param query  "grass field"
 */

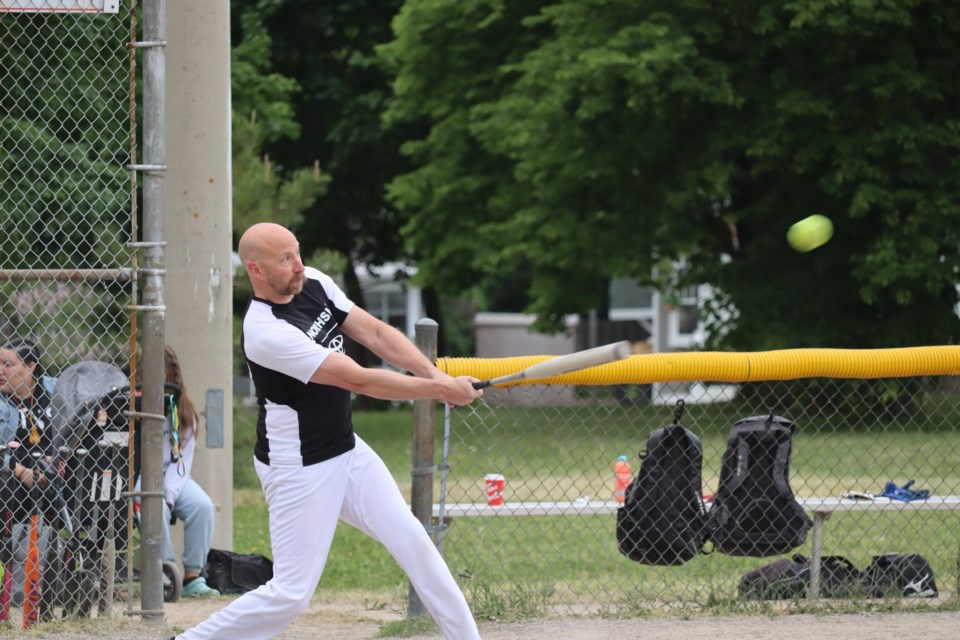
xmin=231 ymin=390 xmax=960 ymax=618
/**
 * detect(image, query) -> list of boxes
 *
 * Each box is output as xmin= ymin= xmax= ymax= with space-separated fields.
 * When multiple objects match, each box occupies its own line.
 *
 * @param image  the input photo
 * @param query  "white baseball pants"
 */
xmin=177 ymin=436 xmax=480 ymax=640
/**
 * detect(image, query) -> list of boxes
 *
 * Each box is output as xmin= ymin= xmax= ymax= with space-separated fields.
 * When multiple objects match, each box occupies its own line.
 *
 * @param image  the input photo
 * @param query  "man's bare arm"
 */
xmin=309 ymin=351 xmax=481 ymax=406
xmin=340 ymin=307 xmax=447 ymax=379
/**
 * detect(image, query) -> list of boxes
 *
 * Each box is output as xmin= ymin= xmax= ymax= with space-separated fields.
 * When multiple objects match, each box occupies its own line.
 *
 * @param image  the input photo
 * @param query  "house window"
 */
xmin=365 ymin=287 xmax=408 ymax=330
xmin=667 ymin=286 xmax=705 ymax=349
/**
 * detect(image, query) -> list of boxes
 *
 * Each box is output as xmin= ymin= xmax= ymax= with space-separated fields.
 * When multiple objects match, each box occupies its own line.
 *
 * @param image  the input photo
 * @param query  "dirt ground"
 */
xmin=11 ymin=596 xmax=957 ymax=639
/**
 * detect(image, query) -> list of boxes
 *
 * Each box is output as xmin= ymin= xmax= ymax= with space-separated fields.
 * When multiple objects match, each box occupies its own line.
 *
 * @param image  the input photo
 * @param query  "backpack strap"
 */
xmin=763 ymin=414 xmax=793 ymax=495
xmin=675 ymin=426 xmax=706 ymax=495
xmin=725 ymin=436 xmax=749 ymax=492
xmin=773 ymin=433 xmax=791 ymax=494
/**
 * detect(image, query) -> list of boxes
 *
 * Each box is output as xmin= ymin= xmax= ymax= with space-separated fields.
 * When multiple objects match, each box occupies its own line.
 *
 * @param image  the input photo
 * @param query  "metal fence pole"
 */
xmin=135 ymin=0 xmax=168 ymax=623
xmin=408 ymin=318 xmax=439 ymax=619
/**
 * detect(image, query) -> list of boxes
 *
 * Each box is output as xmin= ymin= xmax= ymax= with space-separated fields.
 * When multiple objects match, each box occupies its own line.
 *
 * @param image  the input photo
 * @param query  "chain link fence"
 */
xmin=1 ymin=1 xmax=137 ymax=625
xmin=431 ymin=377 xmax=960 ymax=616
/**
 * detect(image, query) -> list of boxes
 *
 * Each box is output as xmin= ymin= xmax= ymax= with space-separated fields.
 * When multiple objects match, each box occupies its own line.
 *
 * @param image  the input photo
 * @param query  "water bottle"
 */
xmin=614 ymin=455 xmax=631 ymax=503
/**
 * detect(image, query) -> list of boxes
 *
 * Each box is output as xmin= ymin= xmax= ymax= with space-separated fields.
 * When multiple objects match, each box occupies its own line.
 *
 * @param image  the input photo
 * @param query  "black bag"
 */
xmin=616 ymin=401 xmax=709 ymax=566
xmin=862 ymin=553 xmax=938 ymax=598
xmin=709 ymin=414 xmax=812 ymax=557
xmin=739 ymin=554 xmax=861 ymax=600
xmin=202 ymin=548 xmax=273 ymax=594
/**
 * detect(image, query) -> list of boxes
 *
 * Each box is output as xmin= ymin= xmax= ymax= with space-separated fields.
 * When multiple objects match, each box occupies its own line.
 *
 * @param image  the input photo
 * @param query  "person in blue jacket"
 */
xmin=0 ymin=337 xmax=58 ymax=607
xmin=0 ymin=337 xmax=57 ymax=496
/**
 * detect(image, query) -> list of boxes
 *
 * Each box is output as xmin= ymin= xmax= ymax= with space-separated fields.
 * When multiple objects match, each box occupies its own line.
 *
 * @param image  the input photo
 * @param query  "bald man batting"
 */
xmin=171 ymin=222 xmax=483 ymax=640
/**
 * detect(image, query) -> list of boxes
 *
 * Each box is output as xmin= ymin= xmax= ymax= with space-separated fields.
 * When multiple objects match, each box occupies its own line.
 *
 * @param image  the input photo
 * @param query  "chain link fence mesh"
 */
xmin=435 ymin=379 xmax=960 ymax=616
xmin=1 ymin=1 xmax=136 ymax=625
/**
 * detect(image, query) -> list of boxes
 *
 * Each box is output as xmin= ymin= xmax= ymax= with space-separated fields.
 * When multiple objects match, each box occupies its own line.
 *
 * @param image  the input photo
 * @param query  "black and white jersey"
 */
xmin=242 ymin=267 xmax=356 ymax=467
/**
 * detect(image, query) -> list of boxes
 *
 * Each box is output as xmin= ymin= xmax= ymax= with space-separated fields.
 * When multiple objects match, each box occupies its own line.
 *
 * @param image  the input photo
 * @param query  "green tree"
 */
xmin=229 ymin=2 xmax=332 ymax=370
xmin=230 ymin=0 xmax=331 ymax=278
xmin=381 ymin=0 xmax=553 ymax=315
xmin=383 ymin=0 xmax=960 ymax=349
xmin=0 ymin=13 xmax=128 ymax=270
xmin=0 ymin=12 xmax=130 ymax=362
xmin=231 ymin=2 xmax=302 ymax=146
xmin=231 ymin=0 xmax=480 ymax=358
xmin=247 ymin=0 xmax=410 ymax=273
xmin=231 ymin=111 xmax=329 ymax=242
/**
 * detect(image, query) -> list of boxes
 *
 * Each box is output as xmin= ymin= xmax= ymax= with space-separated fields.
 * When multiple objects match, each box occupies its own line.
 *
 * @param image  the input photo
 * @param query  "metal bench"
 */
xmin=796 ymin=495 xmax=960 ymax=597
xmin=431 ymin=495 xmax=960 ymax=598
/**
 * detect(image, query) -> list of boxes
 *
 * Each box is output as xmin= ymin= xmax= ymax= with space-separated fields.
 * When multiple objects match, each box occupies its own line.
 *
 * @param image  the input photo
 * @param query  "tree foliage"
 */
xmin=230 ymin=0 xmax=478 ymax=363
xmin=234 ymin=0 xmax=411 ymax=274
xmin=0 ymin=13 xmax=128 ymax=270
xmin=383 ymin=0 xmax=960 ymax=348
xmin=231 ymin=2 xmax=302 ymax=145
xmin=0 ymin=12 xmax=133 ymax=361
xmin=231 ymin=111 xmax=329 ymax=238
xmin=230 ymin=1 xmax=332 ymax=302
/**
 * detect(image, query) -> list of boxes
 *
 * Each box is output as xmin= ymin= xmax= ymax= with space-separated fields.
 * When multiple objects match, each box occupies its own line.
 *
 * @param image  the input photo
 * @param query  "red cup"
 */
xmin=484 ymin=474 xmax=505 ymax=506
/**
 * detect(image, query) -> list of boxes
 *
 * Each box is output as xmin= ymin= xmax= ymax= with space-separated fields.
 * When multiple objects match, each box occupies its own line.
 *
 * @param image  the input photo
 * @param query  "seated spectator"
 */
xmin=161 ymin=345 xmax=219 ymax=597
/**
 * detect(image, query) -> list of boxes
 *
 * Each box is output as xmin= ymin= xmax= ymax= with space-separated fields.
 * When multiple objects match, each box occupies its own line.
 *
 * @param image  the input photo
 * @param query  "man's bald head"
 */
xmin=238 ymin=222 xmax=306 ymax=302
xmin=238 ymin=222 xmax=296 ymax=264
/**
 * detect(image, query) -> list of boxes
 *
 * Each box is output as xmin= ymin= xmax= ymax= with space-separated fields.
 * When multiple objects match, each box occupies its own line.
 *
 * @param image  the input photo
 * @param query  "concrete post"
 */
xmin=164 ymin=0 xmax=234 ymax=558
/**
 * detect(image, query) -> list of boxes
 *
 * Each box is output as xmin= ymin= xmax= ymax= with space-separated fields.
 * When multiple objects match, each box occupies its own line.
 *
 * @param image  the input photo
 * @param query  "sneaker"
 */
xmin=181 ymin=576 xmax=220 ymax=598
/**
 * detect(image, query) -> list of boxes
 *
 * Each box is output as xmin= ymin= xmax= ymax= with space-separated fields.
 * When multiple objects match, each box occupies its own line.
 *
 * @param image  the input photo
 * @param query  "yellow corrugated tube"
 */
xmin=437 ymin=346 xmax=960 ymax=386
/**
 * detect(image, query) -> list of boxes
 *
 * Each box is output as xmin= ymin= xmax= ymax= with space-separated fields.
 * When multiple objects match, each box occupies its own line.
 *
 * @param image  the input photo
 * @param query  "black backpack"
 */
xmin=616 ymin=401 xmax=709 ymax=566
xmin=709 ymin=414 xmax=812 ymax=557
xmin=202 ymin=548 xmax=274 ymax=594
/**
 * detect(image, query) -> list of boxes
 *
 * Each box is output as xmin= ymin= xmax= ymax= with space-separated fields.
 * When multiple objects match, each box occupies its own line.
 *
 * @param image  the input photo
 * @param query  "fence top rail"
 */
xmin=437 ymin=346 xmax=960 ymax=386
xmin=0 ymin=268 xmax=133 ymax=283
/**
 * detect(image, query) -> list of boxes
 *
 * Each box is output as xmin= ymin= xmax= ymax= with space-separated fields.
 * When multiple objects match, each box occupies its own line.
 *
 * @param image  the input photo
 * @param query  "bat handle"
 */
xmin=472 ymin=380 xmax=492 ymax=390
